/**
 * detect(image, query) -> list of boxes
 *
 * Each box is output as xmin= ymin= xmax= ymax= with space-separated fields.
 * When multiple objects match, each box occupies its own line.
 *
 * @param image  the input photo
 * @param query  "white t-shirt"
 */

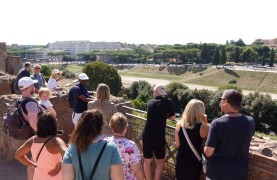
xmin=47 ymin=77 xmax=57 ymax=92
xmin=38 ymin=100 xmax=53 ymax=108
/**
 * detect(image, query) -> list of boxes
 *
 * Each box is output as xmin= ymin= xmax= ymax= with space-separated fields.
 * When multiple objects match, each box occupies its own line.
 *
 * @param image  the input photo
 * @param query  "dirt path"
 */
xmin=121 ymin=76 xmax=277 ymax=100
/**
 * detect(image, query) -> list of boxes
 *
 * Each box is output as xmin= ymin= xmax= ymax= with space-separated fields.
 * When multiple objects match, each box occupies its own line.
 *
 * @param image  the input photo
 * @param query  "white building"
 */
xmin=49 ymin=41 xmax=90 ymax=58
xmin=29 ymin=48 xmax=50 ymax=59
xmin=90 ymin=42 xmax=121 ymax=51
xmin=49 ymin=41 xmax=122 ymax=58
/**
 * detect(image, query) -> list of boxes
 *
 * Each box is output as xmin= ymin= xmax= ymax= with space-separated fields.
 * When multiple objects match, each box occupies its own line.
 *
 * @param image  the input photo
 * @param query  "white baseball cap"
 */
xmin=78 ymin=73 xmax=89 ymax=80
xmin=154 ymin=84 xmax=167 ymax=96
xmin=18 ymin=77 xmax=38 ymax=90
xmin=52 ymin=69 xmax=63 ymax=75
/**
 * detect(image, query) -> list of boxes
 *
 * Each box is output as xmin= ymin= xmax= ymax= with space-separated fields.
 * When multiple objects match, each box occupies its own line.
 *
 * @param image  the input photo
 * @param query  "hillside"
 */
xmin=117 ymin=65 xmax=277 ymax=94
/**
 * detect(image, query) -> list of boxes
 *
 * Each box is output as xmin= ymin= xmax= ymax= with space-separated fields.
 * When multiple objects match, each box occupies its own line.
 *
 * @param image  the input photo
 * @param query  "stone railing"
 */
xmin=120 ymin=106 xmax=277 ymax=180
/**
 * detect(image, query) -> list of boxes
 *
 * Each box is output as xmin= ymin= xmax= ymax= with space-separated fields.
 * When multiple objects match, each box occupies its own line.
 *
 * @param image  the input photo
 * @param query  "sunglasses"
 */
xmin=219 ymin=97 xmax=227 ymax=101
xmin=35 ymin=68 xmax=41 ymax=69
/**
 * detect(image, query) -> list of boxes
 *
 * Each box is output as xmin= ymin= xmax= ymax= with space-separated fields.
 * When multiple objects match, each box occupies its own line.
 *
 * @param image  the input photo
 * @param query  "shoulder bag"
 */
xmin=78 ymin=140 xmax=108 ymax=180
xmin=182 ymin=127 xmax=207 ymax=174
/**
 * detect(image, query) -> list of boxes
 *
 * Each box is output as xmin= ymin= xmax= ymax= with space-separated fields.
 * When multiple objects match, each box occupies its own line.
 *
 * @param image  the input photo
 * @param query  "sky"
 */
xmin=1 ymin=0 xmax=276 ymax=45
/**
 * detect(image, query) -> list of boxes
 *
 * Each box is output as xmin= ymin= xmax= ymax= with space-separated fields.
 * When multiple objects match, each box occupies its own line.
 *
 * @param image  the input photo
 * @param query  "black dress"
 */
xmin=175 ymin=123 xmax=203 ymax=180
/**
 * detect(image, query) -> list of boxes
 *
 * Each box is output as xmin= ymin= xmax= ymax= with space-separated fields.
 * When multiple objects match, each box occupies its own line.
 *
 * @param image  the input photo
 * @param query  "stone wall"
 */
xmin=0 ymin=73 xmax=16 ymax=95
xmin=0 ymin=42 xmax=22 ymax=75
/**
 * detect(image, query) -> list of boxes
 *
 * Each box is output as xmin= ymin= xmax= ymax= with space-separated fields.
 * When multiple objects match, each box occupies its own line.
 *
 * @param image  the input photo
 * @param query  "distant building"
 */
xmin=258 ymin=38 xmax=277 ymax=49
xmin=29 ymin=48 xmax=50 ymax=59
xmin=49 ymin=41 xmax=90 ymax=58
xmin=90 ymin=42 xmax=121 ymax=51
xmin=49 ymin=41 xmax=121 ymax=58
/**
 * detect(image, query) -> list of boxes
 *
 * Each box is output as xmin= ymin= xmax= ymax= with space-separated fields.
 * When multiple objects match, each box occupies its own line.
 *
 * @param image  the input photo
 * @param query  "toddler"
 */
xmin=38 ymin=88 xmax=57 ymax=117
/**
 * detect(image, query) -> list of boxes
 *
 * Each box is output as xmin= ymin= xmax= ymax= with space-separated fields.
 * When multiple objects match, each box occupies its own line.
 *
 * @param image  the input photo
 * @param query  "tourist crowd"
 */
xmin=12 ymin=62 xmax=255 ymax=180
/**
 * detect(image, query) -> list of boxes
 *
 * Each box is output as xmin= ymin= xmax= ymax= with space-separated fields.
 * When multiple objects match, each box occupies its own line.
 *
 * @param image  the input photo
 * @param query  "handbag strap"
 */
xmin=36 ymin=135 xmax=55 ymax=162
xmin=182 ymin=127 xmax=201 ymax=161
xmin=78 ymin=140 xmax=108 ymax=180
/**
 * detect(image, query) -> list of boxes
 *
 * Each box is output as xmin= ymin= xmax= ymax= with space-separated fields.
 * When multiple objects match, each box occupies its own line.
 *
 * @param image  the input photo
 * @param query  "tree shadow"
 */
xmin=167 ymin=66 xmax=188 ymax=75
xmin=159 ymin=66 xmax=166 ymax=71
xmin=223 ymin=68 xmax=240 ymax=78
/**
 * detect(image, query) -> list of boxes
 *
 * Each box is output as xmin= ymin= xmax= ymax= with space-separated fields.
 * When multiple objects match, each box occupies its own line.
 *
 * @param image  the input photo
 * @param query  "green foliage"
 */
xmin=241 ymin=48 xmax=258 ymax=63
xmin=220 ymin=47 xmax=227 ymax=65
xmin=200 ymin=43 xmax=210 ymax=63
xmin=234 ymin=47 xmax=240 ymax=63
xmin=218 ymin=84 xmax=242 ymax=92
xmin=62 ymin=55 xmax=75 ymax=62
xmin=78 ymin=52 xmax=97 ymax=61
xmin=83 ymin=61 xmax=122 ymax=95
xmin=44 ymin=76 xmax=50 ymax=82
xmin=131 ymin=99 xmax=147 ymax=111
xmin=41 ymin=65 xmax=51 ymax=77
xmin=128 ymin=81 xmax=153 ymax=102
xmin=62 ymin=69 xmax=76 ymax=79
xmin=269 ymin=48 xmax=275 ymax=67
xmin=213 ymin=48 xmax=220 ymax=65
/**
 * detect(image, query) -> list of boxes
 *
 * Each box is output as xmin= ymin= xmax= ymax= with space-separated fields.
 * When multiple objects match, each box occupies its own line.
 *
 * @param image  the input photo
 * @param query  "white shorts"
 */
xmin=72 ymin=112 xmax=82 ymax=127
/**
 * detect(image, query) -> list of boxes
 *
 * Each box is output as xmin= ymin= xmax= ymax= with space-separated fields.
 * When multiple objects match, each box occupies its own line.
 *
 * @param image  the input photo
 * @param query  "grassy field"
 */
xmin=64 ymin=64 xmax=277 ymax=94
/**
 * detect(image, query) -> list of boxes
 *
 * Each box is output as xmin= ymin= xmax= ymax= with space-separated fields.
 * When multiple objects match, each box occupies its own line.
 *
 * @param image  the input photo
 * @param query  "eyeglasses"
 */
xmin=34 ymin=68 xmax=41 ymax=69
xmin=219 ymin=97 xmax=227 ymax=101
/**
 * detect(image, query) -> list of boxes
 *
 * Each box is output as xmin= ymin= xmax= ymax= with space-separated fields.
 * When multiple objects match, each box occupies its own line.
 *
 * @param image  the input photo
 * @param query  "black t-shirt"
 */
xmin=142 ymin=96 xmax=175 ymax=144
xmin=71 ymin=84 xmax=90 ymax=113
xmin=14 ymin=69 xmax=31 ymax=90
xmin=206 ymin=115 xmax=255 ymax=180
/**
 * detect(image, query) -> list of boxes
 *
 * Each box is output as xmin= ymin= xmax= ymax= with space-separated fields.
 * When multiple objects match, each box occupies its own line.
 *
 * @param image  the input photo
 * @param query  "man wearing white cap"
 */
xmin=18 ymin=77 xmax=41 ymax=131
xmin=69 ymin=73 xmax=93 ymax=127
xmin=47 ymin=69 xmax=63 ymax=92
xmin=142 ymin=84 xmax=175 ymax=180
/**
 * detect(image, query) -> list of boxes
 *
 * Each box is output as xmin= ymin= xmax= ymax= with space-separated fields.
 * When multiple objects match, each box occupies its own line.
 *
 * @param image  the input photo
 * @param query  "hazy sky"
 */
xmin=1 ymin=0 xmax=276 ymax=45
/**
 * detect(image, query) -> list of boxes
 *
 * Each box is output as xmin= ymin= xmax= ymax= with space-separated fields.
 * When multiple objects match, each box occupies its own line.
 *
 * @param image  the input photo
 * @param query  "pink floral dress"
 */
xmin=105 ymin=136 xmax=141 ymax=180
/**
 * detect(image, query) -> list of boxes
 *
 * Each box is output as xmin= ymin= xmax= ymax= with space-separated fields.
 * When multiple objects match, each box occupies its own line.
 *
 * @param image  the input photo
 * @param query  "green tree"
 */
xmin=213 ymin=48 xmax=220 ymax=66
xmin=41 ymin=65 xmax=51 ymax=77
xmin=234 ymin=47 xmax=240 ymax=63
xmin=241 ymin=48 xmax=258 ymax=63
xmin=62 ymin=55 xmax=75 ymax=62
xmin=269 ymin=48 xmax=275 ymax=67
xmin=220 ymin=47 xmax=227 ymax=65
xmin=234 ymin=39 xmax=246 ymax=46
xmin=78 ymin=52 xmax=97 ymax=61
xmin=83 ymin=61 xmax=122 ymax=95
xmin=128 ymin=80 xmax=153 ymax=102
xmin=200 ymin=43 xmax=209 ymax=62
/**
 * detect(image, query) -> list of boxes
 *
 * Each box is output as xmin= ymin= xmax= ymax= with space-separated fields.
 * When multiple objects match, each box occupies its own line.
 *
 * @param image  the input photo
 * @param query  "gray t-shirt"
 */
xmin=31 ymin=73 xmax=45 ymax=90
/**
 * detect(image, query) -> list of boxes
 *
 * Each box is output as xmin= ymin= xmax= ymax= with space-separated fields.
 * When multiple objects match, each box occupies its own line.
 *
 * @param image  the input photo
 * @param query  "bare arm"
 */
xmin=28 ymin=112 xmax=38 ymax=131
xmin=110 ymin=164 xmax=124 ymax=180
xmin=200 ymin=124 xmax=210 ymax=139
xmin=62 ymin=164 xmax=75 ymax=180
xmin=54 ymin=137 xmax=67 ymax=156
xmin=78 ymin=95 xmax=93 ymax=103
xmin=15 ymin=138 xmax=36 ymax=168
xmin=204 ymin=146 xmax=215 ymax=157
xmin=47 ymin=106 xmax=57 ymax=117
xmin=175 ymin=122 xmax=181 ymax=148
xmin=131 ymin=162 xmax=144 ymax=180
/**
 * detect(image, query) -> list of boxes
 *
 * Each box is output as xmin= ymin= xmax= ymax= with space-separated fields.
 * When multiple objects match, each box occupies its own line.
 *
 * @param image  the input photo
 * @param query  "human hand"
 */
xmin=48 ymin=162 xmax=62 ymax=176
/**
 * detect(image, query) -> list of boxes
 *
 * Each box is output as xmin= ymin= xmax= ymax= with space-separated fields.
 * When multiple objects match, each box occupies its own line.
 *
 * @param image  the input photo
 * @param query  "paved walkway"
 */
xmin=0 ymin=156 xmax=27 ymax=180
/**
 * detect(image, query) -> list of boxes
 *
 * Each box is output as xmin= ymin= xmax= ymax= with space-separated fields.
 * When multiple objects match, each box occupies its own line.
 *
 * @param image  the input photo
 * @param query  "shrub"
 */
xmin=218 ymin=84 xmax=241 ymax=92
xmin=41 ymin=65 xmax=51 ymax=77
xmin=128 ymin=81 xmax=153 ymax=102
xmin=62 ymin=69 xmax=76 ymax=79
xmin=228 ymin=79 xmax=237 ymax=84
xmin=83 ymin=61 xmax=122 ymax=95
xmin=131 ymin=99 xmax=147 ymax=111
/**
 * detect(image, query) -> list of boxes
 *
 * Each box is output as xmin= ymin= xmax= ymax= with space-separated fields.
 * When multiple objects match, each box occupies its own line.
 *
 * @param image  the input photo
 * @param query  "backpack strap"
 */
xmin=78 ymin=140 xmax=108 ymax=180
xmin=20 ymin=98 xmax=42 ymax=115
xmin=36 ymin=135 xmax=55 ymax=162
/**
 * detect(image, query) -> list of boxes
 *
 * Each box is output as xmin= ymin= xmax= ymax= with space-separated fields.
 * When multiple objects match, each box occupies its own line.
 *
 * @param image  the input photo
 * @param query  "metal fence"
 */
xmin=122 ymin=106 xmax=177 ymax=179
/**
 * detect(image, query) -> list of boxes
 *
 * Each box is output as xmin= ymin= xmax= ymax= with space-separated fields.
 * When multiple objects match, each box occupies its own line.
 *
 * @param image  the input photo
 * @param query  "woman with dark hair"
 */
xmin=15 ymin=112 xmax=67 ymax=180
xmin=62 ymin=109 xmax=124 ymax=180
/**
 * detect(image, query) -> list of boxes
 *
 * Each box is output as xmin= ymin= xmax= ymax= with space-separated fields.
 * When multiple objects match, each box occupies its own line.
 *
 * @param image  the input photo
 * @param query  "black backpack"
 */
xmin=4 ymin=98 xmax=43 ymax=140
xmin=68 ymin=86 xmax=78 ymax=108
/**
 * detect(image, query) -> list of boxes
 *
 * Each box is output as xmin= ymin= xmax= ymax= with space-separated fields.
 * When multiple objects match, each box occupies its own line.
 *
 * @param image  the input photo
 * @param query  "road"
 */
xmin=121 ymin=76 xmax=277 ymax=100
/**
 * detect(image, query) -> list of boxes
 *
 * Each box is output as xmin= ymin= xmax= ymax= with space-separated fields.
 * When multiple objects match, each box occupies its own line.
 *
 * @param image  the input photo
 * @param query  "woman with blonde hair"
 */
xmin=88 ymin=83 xmax=117 ymax=138
xmin=62 ymin=109 xmax=124 ymax=180
xmin=175 ymin=99 xmax=210 ymax=180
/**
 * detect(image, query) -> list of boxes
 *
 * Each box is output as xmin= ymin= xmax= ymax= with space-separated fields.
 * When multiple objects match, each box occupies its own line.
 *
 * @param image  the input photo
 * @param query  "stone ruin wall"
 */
xmin=0 ymin=42 xmax=22 ymax=75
